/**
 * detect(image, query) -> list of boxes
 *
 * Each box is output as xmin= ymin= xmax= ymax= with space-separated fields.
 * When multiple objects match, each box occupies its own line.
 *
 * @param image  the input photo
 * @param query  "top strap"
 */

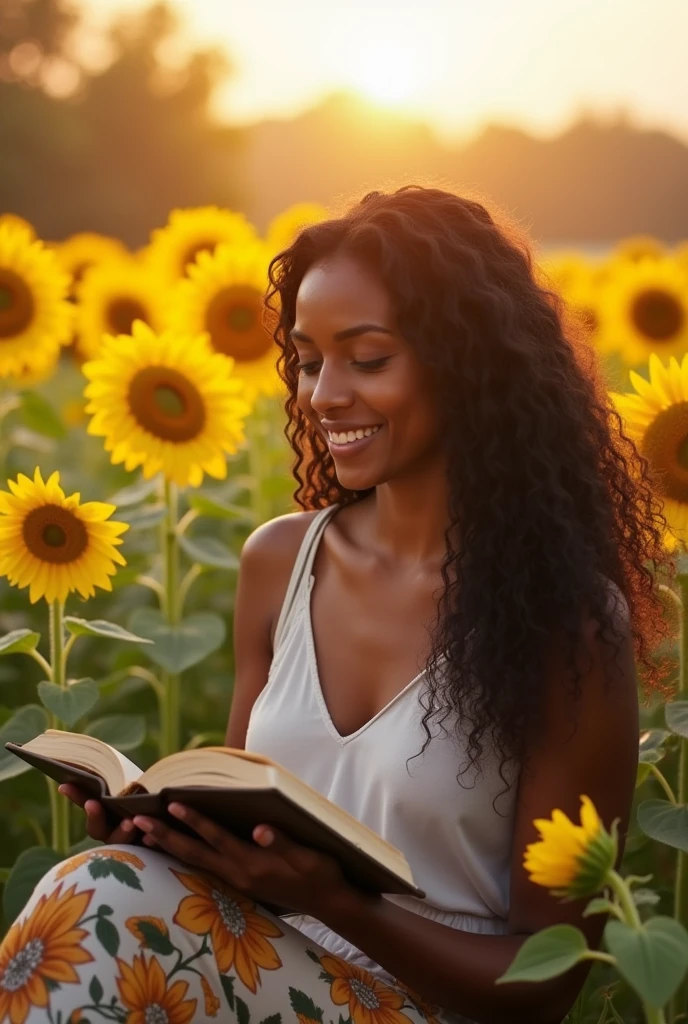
xmin=272 ymin=505 xmax=339 ymax=652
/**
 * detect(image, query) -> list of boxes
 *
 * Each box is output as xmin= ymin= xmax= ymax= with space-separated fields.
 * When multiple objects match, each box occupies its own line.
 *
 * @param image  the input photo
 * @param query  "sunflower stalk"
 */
xmin=247 ymin=399 xmax=269 ymax=526
xmin=48 ymin=599 xmax=70 ymax=856
xmin=159 ymin=480 xmax=181 ymax=757
xmin=671 ymin=572 xmax=688 ymax=1022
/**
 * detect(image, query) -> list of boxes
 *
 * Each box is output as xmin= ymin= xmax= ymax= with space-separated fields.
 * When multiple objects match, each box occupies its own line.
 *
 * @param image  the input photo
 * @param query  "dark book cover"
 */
xmin=5 ymin=742 xmax=425 ymax=899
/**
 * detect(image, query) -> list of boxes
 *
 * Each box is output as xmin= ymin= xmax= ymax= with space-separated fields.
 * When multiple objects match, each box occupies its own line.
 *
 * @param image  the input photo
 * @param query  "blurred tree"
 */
xmin=0 ymin=0 xmax=245 ymax=246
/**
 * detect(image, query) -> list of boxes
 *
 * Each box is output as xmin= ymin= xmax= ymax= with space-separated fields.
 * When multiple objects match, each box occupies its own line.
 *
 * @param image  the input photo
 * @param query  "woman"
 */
xmin=0 ymin=186 xmax=665 ymax=1024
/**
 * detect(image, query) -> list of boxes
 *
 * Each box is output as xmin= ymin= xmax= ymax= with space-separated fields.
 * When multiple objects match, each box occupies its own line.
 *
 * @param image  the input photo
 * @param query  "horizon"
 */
xmin=82 ymin=0 xmax=688 ymax=145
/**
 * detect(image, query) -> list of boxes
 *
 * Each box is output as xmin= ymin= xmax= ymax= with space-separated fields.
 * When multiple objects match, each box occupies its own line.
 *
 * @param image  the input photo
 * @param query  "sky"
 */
xmin=82 ymin=0 xmax=688 ymax=144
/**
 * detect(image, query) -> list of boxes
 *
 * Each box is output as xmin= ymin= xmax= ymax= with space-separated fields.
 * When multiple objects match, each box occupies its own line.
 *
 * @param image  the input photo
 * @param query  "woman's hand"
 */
xmin=58 ymin=784 xmax=139 ymax=845
xmin=132 ymin=803 xmax=356 ymax=919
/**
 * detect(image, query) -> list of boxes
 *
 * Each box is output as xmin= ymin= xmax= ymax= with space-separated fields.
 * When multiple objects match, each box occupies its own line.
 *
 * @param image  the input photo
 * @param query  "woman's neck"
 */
xmin=368 ymin=455 xmax=451 ymax=566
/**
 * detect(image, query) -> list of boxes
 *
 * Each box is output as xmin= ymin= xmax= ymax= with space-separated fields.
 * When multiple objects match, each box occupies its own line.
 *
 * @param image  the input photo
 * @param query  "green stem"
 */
xmin=48 ymin=600 xmax=69 ymax=855
xmin=672 ymin=573 xmax=688 ymax=1021
xmin=159 ymin=481 xmax=181 ymax=757
xmin=247 ymin=399 xmax=268 ymax=526
xmin=648 ymin=763 xmax=678 ymax=804
xmin=607 ymin=870 xmax=668 ymax=1023
xmin=27 ymin=647 xmax=53 ymax=679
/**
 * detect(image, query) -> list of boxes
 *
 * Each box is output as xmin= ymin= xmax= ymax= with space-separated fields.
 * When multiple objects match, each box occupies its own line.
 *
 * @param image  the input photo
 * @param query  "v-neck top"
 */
xmin=245 ymin=505 xmax=519 ymax=1005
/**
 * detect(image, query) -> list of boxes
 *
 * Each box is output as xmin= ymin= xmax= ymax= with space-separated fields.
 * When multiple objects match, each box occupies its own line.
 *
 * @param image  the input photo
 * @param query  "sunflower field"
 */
xmin=1 ymin=204 xmax=688 ymax=1022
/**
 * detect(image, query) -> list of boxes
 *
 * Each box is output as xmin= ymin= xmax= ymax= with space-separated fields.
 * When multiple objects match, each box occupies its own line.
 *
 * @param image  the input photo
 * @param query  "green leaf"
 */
xmin=189 ymin=493 xmax=253 ymax=523
xmin=636 ymin=763 xmax=652 ymax=787
xmin=221 ymin=975 xmax=235 ymax=1010
xmin=640 ymin=729 xmax=670 ymax=758
xmin=0 ymin=704 xmax=49 ymax=782
xmin=95 ymin=916 xmax=120 ymax=956
xmin=178 ymin=534 xmax=239 ymax=570
xmin=667 ymin=702 xmax=688 ymax=739
xmin=633 ymin=888 xmax=661 ymax=908
xmin=64 ymin=618 xmax=153 ymax=644
xmin=289 ymin=989 xmax=323 ymax=1021
xmin=0 ymin=629 xmax=41 ymax=656
xmin=637 ymin=799 xmax=688 ymax=852
xmin=37 ymin=679 xmax=99 ymax=728
xmin=2 ymin=846 xmax=62 ymax=922
xmin=109 ymin=475 xmax=159 ymax=507
xmin=87 ymin=714 xmax=146 ymax=751
xmin=496 ymin=925 xmax=589 ymax=984
xmin=136 ymin=919 xmax=175 ymax=955
xmin=128 ymin=609 xmax=226 ymax=672
xmin=88 ymin=857 xmax=143 ymax=890
xmin=236 ymin=996 xmax=250 ymax=1024
xmin=118 ymin=504 xmax=167 ymax=531
xmin=89 ymin=975 xmax=104 ymax=1004
xmin=605 ymin=917 xmax=688 ymax=1008
xmin=583 ymin=898 xmax=618 ymax=918
xmin=20 ymin=390 xmax=66 ymax=439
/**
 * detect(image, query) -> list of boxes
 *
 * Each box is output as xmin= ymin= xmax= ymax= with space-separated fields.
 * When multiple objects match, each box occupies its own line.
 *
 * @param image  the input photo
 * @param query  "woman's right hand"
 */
xmin=58 ymin=784 xmax=139 ymax=844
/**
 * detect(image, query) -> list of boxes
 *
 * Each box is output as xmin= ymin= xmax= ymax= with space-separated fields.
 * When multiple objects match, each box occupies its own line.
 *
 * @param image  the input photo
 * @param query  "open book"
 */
xmin=6 ymin=731 xmax=424 ymax=899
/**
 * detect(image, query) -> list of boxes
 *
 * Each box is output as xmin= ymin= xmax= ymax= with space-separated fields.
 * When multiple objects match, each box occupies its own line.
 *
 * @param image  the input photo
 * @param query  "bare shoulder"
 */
xmin=240 ymin=509 xmax=321 ymax=574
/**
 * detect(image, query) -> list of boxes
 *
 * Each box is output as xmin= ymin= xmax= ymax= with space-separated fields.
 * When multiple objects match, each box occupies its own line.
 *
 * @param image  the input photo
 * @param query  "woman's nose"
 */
xmin=309 ymin=362 xmax=354 ymax=414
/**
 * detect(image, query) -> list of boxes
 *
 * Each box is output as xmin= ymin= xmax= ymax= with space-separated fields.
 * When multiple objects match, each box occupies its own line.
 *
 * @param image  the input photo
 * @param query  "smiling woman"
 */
xmin=3 ymin=186 xmax=667 ymax=1024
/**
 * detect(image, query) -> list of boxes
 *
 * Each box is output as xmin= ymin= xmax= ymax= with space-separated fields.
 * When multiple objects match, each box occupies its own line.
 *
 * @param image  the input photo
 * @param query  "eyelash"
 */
xmin=297 ymin=357 xmax=390 ymax=376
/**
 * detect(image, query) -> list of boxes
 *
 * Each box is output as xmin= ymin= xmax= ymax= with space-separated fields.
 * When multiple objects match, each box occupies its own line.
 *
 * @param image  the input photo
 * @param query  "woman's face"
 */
xmin=292 ymin=253 xmax=442 ymax=493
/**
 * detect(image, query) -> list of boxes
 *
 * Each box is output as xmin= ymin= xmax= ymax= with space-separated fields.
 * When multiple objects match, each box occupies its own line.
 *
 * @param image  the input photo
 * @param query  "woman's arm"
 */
xmin=315 ymin=592 xmax=639 ymax=1024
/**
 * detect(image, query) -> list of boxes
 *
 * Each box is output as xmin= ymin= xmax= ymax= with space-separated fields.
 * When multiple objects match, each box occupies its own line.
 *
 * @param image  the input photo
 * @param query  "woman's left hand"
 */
xmin=131 ymin=803 xmax=355 ymax=919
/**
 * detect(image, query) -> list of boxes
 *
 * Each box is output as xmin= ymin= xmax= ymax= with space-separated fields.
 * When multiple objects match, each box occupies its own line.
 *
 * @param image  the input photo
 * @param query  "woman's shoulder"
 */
xmin=239 ymin=508 xmax=325 ymax=579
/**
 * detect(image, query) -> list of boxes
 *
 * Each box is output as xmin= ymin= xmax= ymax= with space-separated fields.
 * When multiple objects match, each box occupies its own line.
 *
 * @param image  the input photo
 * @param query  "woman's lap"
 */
xmin=0 ymin=844 xmax=453 ymax=1023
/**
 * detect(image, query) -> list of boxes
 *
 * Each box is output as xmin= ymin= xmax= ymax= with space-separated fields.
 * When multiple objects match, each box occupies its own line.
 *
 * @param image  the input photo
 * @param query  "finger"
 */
xmin=166 ymin=803 xmax=252 ymax=856
xmin=58 ymin=784 xmax=88 ymax=808
xmin=84 ymin=800 xmax=118 ymax=842
xmin=132 ymin=815 xmax=227 ymax=875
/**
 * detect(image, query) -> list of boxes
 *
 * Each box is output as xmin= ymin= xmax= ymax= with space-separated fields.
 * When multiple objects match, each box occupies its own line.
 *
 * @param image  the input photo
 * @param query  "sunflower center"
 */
xmin=631 ymin=289 xmax=684 ymax=342
xmin=0 ymin=268 xmax=35 ymax=339
xmin=128 ymin=365 xmax=206 ymax=443
xmin=205 ymin=285 xmax=273 ymax=363
xmin=0 ymin=938 xmax=44 ymax=992
xmin=181 ymin=240 xmax=217 ymax=271
xmin=107 ymin=297 xmax=149 ymax=336
xmin=349 ymin=978 xmax=380 ymax=1010
xmin=641 ymin=401 xmax=688 ymax=502
xmin=22 ymin=505 xmax=88 ymax=564
xmin=212 ymin=888 xmax=246 ymax=937
xmin=144 ymin=1004 xmax=169 ymax=1024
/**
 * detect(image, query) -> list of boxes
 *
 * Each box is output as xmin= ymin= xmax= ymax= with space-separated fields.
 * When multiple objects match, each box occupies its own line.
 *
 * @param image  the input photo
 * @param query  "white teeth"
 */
xmin=327 ymin=425 xmax=380 ymax=445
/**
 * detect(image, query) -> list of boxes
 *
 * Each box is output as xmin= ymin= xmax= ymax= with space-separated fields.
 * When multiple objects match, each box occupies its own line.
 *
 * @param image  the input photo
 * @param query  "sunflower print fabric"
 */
xmin=0 ymin=845 xmax=472 ymax=1024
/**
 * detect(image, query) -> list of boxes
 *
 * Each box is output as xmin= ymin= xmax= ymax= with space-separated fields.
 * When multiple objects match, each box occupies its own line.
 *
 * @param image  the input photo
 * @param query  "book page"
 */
xmin=111 ymin=748 xmax=144 ymax=788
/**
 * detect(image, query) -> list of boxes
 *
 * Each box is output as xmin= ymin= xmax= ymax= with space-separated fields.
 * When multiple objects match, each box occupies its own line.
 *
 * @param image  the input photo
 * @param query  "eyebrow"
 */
xmin=289 ymin=323 xmax=394 ymax=344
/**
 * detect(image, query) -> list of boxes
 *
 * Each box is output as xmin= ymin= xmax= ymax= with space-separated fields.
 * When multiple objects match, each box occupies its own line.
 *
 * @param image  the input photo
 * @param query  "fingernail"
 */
xmin=121 ymin=819 xmax=134 ymax=832
xmin=256 ymin=827 xmax=274 ymax=846
xmin=84 ymin=801 xmax=98 ymax=814
xmin=58 ymin=785 xmax=67 ymax=794
xmin=168 ymin=803 xmax=185 ymax=819
xmin=133 ymin=817 xmax=153 ymax=833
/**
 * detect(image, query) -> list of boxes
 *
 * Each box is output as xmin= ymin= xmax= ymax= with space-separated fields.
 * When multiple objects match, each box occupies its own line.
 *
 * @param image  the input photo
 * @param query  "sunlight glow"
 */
xmin=350 ymin=40 xmax=420 ymax=105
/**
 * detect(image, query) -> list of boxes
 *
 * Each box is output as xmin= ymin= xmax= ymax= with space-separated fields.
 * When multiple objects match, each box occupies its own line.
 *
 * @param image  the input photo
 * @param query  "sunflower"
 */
xmin=144 ymin=205 xmax=258 ymax=285
xmin=612 ymin=352 xmax=688 ymax=545
xmin=167 ymin=240 xmax=280 ymax=398
xmin=319 ymin=953 xmax=413 ymax=1024
xmin=0 ymin=213 xmax=36 ymax=239
xmin=613 ymin=235 xmax=665 ymax=263
xmin=55 ymin=232 xmax=128 ymax=294
xmin=83 ymin=321 xmax=250 ymax=488
xmin=0 ymin=467 xmax=128 ymax=605
xmin=201 ymin=975 xmax=221 ymax=1017
xmin=524 ymin=795 xmax=616 ymax=899
xmin=74 ymin=255 xmax=166 ymax=360
xmin=599 ymin=257 xmax=688 ymax=365
xmin=265 ymin=202 xmax=329 ymax=255
xmin=55 ymin=848 xmax=145 ymax=880
xmin=536 ymin=251 xmax=591 ymax=294
xmin=0 ymin=882 xmax=94 ymax=1024
xmin=171 ymin=868 xmax=283 ymax=993
xmin=395 ymin=980 xmax=442 ymax=1023
xmin=125 ymin=916 xmax=170 ymax=948
xmin=0 ymin=221 xmax=73 ymax=380
xmin=116 ymin=952 xmax=196 ymax=1024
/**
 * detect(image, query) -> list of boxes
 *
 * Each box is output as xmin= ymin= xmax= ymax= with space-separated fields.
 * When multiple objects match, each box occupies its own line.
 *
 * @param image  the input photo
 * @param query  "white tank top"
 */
xmin=245 ymin=505 xmax=519 ymax=1007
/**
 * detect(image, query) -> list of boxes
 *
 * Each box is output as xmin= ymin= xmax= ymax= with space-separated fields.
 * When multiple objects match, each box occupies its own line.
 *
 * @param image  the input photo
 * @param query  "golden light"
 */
xmin=350 ymin=39 xmax=420 ymax=105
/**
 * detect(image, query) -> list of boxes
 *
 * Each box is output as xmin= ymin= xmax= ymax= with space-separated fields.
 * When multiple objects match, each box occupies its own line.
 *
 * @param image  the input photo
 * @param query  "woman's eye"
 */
xmin=352 ymin=357 xmax=391 ymax=371
xmin=297 ymin=361 xmax=321 ymax=376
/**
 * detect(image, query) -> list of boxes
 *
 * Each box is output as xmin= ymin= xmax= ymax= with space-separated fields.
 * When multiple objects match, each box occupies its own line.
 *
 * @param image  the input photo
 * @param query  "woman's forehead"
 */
xmin=295 ymin=256 xmax=393 ymax=326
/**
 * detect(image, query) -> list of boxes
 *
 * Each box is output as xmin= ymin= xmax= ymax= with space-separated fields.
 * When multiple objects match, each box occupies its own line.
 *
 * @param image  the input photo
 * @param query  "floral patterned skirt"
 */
xmin=0 ymin=844 xmax=472 ymax=1024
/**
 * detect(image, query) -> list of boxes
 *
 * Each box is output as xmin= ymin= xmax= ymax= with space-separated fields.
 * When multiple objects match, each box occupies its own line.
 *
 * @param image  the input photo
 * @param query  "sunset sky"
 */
xmin=86 ymin=0 xmax=688 ymax=143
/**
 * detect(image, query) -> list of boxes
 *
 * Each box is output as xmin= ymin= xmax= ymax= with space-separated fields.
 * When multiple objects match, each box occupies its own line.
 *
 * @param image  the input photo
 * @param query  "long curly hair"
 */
xmin=265 ymin=184 xmax=670 ymax=784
